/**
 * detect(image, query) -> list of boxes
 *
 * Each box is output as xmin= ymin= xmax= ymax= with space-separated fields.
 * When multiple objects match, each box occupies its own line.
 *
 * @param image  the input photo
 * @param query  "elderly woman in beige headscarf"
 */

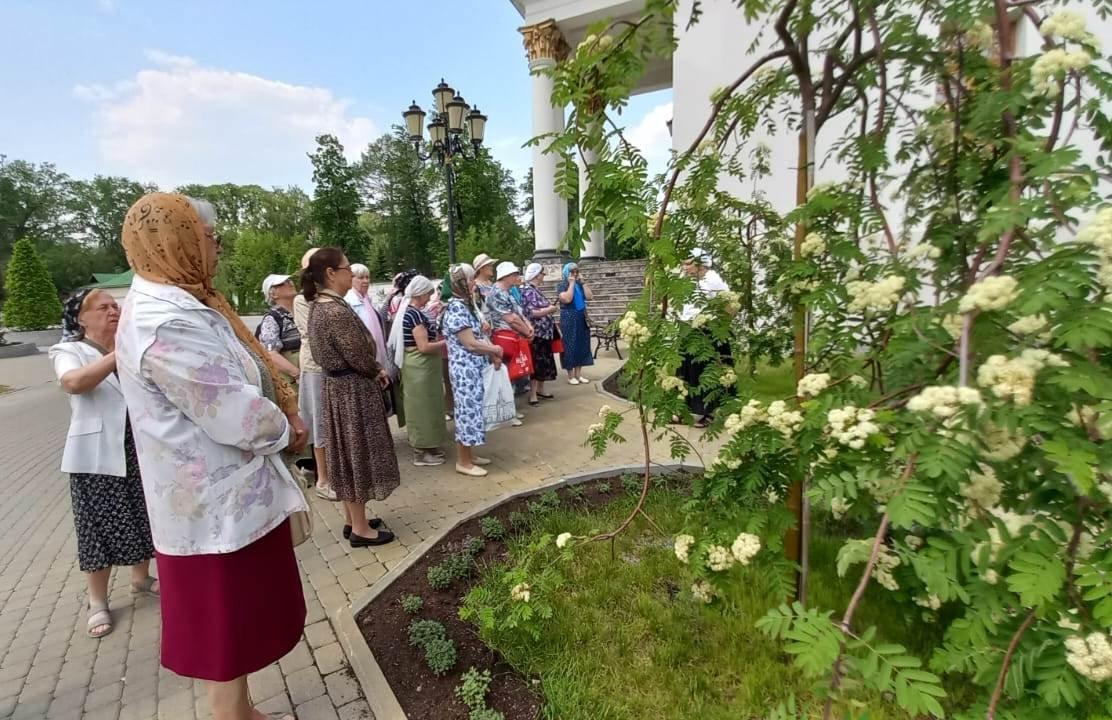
xmin=115 ymin=193 xmax=308 ymax=720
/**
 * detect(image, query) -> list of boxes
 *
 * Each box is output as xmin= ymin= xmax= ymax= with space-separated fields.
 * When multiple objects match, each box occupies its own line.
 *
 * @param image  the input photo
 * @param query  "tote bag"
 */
xmin=482 ymin=363 xmax=517 ymax=430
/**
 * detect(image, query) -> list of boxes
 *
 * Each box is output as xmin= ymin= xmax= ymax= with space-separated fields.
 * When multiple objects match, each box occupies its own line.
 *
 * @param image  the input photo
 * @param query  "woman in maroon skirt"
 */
xmin=115 ymin=193 xmax=309 ymax=720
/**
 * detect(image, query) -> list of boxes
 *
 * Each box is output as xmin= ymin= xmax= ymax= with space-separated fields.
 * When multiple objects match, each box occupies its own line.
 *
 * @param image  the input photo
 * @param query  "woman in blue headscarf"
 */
xmin=556 ymin=262 xmax=594 ymax=384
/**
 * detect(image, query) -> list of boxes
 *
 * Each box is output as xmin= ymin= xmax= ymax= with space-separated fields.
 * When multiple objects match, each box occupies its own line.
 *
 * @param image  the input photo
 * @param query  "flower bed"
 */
xmin=356 ymin=473 xmax=965 ymax=719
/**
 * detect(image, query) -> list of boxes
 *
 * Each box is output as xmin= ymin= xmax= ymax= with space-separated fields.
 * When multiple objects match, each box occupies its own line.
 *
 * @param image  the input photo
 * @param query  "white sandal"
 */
xmin=87 ymin=601 xmax=112 ymax=639
xmin=456 ymin=464 xmax=488 ymax=477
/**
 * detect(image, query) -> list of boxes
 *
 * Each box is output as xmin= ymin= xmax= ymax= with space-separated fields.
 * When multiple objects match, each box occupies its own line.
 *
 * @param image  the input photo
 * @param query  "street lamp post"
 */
xmin=402 ymin=80 xmax=488 ymax=265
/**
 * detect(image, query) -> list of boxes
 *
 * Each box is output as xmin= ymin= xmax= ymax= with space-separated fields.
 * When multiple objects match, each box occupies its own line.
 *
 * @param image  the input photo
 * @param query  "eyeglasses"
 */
xmin=333 ymin=265 xmax=352 ymax=273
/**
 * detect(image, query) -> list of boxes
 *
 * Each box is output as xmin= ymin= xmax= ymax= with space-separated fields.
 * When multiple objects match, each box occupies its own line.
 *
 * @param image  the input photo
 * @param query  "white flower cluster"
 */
xmin=961 ymin=467 xmax=1003 ymax=510
xmin=831 ymin=497 xmax=853 ymax=520
xmin=974 ymin=508 xmax=1036 ymax=565
xmin=847 ymin=275 xmax=906 ymax=314
xmin=1078 ymin=208 xmax=1112 ymax=292
xmin=958 ymin=275 xmax=1019 ymax=313
xmin=1042 ymin=10 xmax=1100 ymax=49
xmin=789 ymin=278 xmax=821 ymax=295
xmin=691 ymin=313 xmax=711 ymax=329
xmin=618 ymin=311 xmax=651 ymax=344
xmin=874 ymin=545 xmax=901 ymax=591
xmin=766 ymin=400 xmax=805 ymax=439
xmin=1066 ymin=633 xmax=1112 ymax=682
xmin=977 ymin=349 xmax=1068 ymax=406
xmin=849 ymin=375 xmax=868 ymax=388
xmin=797 ymin=373 xmax=831 ymax=399
xmin=983 ymin=424 xmax=1026 ymax=461
xmin=807 ymin=181 xmax=837 ymax=200
xmin=691 ymin=579 xmax=716 ymax=604
xmin=1060 ymin=614 xmax=1082 ymax=632
xmin=723 ymin=400 xmax=766 ymax=434
xmin=765 ymin=487 xmax=781 ymax=504
xmin=800 ymin=232 xmax=826 ymax=257
xmin=659 ymin=373 xmax=689 ymax=398
xmin=964 ymin=21 xmax=994 ymax=51
xmin=907 ymin=385 xmax=983 ymax=418
xmin=731 ymin=533 xmax=762 ymax=565
xmin=941 ymin=313 xmax=964 ymax=338
xmin=707 ymin=545 xmax=735 ymax=572
xmin=719 ymin=368 xmax=737 ymax=388
xmin=826 ymin=405 xmax=879 ymax=449
xmin=556 ymin=532 xmax=573 ymax=549
xmin=906 ymin=244 xmax=942 ymax=261
xmin=915 ymin=594 xmax=942 ymax=610
xmin=674 ymin=534 xmax=695 ymax=564
xmin=1032 ymin=48 xmax=1092 ymax=96
xmin=905 ymin=535 xmax=924 ymax=551
xmin=510 ymin=582 xmax=532 ymax=603
xmin=586 ymin=422 xmax=604 ymax=436
xmin=1008 ymin=314 xmax=1049 ymax=336
xmin=718 ymin=290 xmax=742 ymax=314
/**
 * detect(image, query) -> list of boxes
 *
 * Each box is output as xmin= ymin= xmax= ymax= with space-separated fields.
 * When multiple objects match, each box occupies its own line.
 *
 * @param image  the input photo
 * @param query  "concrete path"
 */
xmin=0 ymin=348 xmax=712 ymax=719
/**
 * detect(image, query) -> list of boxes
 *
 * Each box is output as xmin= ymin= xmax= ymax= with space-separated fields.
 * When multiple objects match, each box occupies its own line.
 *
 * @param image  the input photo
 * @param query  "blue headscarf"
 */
xmin=562 ymin=262 xmax=586 ymax=311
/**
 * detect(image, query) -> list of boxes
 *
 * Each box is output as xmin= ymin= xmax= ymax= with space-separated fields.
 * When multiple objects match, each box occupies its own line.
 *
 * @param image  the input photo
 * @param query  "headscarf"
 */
xmin=689 ymin=247 xmax=714 ymax=268
xmin=562 ymin=262 xmax=586 ymax=311
xmin=449 ymin=263 xmax=477 ymax=314
xmin=524 ymin=262 xmax=543 ymax=283
xmin=61 ymin=288 xmax=94 ymax=341
xmin=386 ymin=275 xmax=436 ymax=370
xmin=121 ymin=192 xmax=298 ymax=416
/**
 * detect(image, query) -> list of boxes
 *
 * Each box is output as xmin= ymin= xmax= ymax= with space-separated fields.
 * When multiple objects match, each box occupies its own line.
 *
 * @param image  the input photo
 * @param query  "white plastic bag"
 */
xmin=483 ymin=363 xmax=517 ymax=431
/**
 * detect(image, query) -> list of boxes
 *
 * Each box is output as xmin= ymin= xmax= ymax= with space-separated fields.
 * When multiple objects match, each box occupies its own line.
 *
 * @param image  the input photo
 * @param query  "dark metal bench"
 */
xmin=591 ymin=320 xmax=622 ymax=360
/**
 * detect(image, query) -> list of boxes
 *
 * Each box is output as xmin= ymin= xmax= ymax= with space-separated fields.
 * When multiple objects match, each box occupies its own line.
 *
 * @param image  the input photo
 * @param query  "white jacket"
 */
xmin=49 ymin=341 xmax=129 ymax=478
xmin=116 ymin=275 xmax=308 ymax=556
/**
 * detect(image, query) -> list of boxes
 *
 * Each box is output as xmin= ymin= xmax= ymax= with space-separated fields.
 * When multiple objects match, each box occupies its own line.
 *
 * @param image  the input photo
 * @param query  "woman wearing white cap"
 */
xmin=679 ymin=247 xmax=733 ymax=427
xmin=520 ymin=263 xmax=559 ymax=405
xmin=386 ymin=275 xmax=449 ymax=466
xmin=256 ymin=274 xmax=301 ymax=387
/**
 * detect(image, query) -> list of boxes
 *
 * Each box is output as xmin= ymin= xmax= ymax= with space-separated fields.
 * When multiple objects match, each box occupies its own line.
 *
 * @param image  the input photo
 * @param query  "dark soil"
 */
xmin=356 ymin=474 xmax=680 ymax=720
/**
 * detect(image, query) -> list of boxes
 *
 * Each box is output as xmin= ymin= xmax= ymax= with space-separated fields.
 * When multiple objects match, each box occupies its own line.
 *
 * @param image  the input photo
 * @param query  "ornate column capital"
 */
xmin=519 ymin=19 xmax=569 ymax=65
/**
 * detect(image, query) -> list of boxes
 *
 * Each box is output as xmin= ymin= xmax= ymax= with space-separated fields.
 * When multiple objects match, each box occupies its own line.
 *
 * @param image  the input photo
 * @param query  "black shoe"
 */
xmin=528 ymin=399 xmax=539 ymax=407
xmin=343 ymin=519 xmax=383 ymax=539
xmin=350 ymin=530 xmax=395 ymax=547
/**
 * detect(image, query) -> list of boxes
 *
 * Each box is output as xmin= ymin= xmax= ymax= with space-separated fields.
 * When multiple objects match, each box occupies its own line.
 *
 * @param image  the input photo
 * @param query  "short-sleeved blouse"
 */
xmin=401 ymin=306 xmax=438 ymax=348
xmin=520 ymin=284 xmax=556 ymax=339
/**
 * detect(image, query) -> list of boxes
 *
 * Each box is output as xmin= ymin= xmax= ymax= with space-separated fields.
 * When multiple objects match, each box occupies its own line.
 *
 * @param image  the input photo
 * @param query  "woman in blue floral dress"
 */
xmin=556 ymin=262 xmax=595 ymax=384
xmin=443 ymin=264 xmax=505 ymax=477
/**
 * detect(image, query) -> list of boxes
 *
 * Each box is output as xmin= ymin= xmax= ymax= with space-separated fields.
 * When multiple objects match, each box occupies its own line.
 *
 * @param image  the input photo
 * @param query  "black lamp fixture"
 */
xmin=402 ymin=79 xmax=489 ymax=263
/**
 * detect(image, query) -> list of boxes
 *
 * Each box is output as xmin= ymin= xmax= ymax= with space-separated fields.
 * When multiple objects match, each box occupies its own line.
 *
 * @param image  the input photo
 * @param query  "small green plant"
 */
xmin=597 ymin=481 xmax=611 ymax=493
xmin=539 ymin=490 xmax=561 ymax=508
xmin=400 ymin=594 xmax=423 ymax=614
xmin=621 ymin=474 xmax=642 ymax=495
xmin=407 ymin=619 xmax=457 ymax=676
xmin=427 ymin=563 xmax=454 ymax=591
xmin=566 ymin=484 xmax=586 ymax=502
xmin=480 ymin=516 xmax=506 ymax=540
xmin=464 ymin=535 xmax=485 ymax=557
xmin=444 ymin=551 xmax=474 ymax=580
xmin=469 ymin=708 xmax=505 ymax=720
xmin=507 ymin=510 xmax=529 ymax=530
xmin=455 ymin=667 xmax=492 ymax=712
xmin=526 ymin=501 xmax=545 ymax=517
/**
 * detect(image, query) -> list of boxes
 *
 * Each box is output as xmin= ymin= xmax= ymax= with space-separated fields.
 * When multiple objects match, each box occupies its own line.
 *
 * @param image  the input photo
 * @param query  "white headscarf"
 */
xmin=690 ymin=247 xmax=714 ymax=268
xmin=386 ymin=274 xmax=437 ymax=370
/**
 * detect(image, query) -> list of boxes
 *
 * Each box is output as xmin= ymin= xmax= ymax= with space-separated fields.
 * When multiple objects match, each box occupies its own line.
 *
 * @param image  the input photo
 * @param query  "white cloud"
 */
xmin=625 ymin=100 xmax=674 ymax=166
xmin=75 ymin=51 xmax=377 ymax=189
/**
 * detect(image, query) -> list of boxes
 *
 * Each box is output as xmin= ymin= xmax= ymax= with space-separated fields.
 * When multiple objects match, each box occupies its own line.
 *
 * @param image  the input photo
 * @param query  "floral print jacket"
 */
xmin=116 ymin=276 xmax=308 ymax=556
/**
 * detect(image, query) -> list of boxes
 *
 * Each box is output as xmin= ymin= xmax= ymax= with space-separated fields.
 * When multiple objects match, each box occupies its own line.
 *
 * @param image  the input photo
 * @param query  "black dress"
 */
xmin=70 ymin=423 xmax=155 ymax=572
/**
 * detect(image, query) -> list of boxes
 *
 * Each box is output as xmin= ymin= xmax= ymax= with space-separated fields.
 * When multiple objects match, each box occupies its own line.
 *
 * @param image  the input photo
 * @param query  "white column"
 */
xmin=529 ymin=57 xmax=564 ymax=261
xmin=577 ymin=143 xmax=605 ymax=260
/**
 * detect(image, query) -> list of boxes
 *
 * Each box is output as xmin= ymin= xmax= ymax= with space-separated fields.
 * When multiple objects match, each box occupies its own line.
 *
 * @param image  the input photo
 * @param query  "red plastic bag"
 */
xmin=494 ymin=331 xmax=534 ymax=381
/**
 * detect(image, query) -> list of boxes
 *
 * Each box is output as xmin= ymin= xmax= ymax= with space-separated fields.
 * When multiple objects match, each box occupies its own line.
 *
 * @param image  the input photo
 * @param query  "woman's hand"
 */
xmin=481 ymin=320 xmax=492 ymax=334
xmin=491 ymin=344 xmax=504 ymax=370
xmin=285 ymin=413 xmax=308 ymax=454
xmin=376 ymin=368 xmax=390 ymax=389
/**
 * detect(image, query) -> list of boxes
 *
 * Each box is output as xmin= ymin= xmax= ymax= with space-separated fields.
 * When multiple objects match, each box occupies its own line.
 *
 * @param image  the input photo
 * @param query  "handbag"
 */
xmin=551 ymin=326 xmax=565 ymax=355
xmin=281 ymin=455 xmax=314 ymax=547
xmin=508 ymin=336 xmax=534 ymax=381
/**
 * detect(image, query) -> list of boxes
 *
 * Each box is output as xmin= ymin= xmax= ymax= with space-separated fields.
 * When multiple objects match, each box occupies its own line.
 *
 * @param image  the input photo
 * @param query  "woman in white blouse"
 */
xmin=115 ymin=193 xmax=307 ymax=720
xmin=50 ymin=288 xmax=157 ymax=640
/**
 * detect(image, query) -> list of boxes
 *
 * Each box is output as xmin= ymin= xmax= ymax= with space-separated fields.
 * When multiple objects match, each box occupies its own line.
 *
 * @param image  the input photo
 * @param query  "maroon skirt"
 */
xmin=157 ymin=519 xmax=305 ymax=681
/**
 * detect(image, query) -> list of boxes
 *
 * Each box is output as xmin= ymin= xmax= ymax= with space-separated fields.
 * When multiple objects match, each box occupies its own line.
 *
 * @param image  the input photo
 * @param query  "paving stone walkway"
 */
xmin=0 ymin=348 xmax=710 ymax=719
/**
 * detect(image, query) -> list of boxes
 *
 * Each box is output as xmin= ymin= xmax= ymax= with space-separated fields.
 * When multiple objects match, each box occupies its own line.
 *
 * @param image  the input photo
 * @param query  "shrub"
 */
xmin=469 ymin=708 xmax=505 ymax=720
xmin=507 ymin=511 xmax=528 ymax=530
xmin=597 ymin=481 xmax=611 ymax=494
xmin=443 ymin=551 xmax=474 ymax=580
xmin=455 ymin=667 xmax=492 ymax=711
xmin=408 ymin=619 xmax=457 ymax=676
xmin=621 ymin=474 xmax=642 ymax=495
xmin=464 ymin=536 xmax=485 ymax=557
xmin=480 ymin=516 xmax=506 ymax=540
xmin=539 ymin=490 xmax=561 ymax=508
xmin=400 ymin=594 xmax=423 ymax=614
xmin=3 ymin=238 xmax=62 ymax=330
xmin=566 ymin=485 xmax=586 ymax=502
xmin=427 ymin=564 xmax=454 ymax=591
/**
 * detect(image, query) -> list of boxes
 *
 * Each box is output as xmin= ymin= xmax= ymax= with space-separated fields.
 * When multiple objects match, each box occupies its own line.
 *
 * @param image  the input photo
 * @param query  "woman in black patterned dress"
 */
xmin=49 ymin=289 xmax=157 ymax=639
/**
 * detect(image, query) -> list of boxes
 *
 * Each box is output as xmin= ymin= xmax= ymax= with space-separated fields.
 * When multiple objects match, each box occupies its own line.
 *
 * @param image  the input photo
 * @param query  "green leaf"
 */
xmin=888 ymin=482 xmax=936 ymax=530
xmin=1006 ymin=551 xmax=1065 ymax=606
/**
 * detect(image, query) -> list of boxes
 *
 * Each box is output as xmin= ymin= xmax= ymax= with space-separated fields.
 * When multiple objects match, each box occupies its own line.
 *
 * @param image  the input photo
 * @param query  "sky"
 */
xmin=0 ymin=0 xmax=673 ymax=191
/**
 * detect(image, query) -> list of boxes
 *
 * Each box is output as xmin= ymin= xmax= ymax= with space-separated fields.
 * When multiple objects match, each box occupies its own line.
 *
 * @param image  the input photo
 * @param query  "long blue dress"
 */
xmin=443 ymin=299 xmax=488 ymax=446
xmin=556 ymin=279 xmax=594 ymax=371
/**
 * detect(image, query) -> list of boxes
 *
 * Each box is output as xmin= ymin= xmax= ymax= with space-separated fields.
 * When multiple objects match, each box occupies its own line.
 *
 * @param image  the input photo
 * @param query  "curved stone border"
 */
xmin=594 ymin=362 xmax=627 ymax=404
xmin=335 ymin=462 xmax=700 ymax=720
xmin=0 ymin=342 xmax=38 ymax=359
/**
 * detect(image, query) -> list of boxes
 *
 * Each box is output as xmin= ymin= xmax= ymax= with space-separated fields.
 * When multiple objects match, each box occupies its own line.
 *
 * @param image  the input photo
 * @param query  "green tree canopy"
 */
xmin=68 ymin=175 xmax=153 ymax=268
xmin=3 ymin=237 xmax=62 ymax=330
xmin=309 ymin=135 xmax=365 ymax=260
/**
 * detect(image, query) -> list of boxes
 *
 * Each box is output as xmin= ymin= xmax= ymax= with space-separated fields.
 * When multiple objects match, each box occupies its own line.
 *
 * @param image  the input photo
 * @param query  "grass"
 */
xmin=734 ymin=361 xmax=797 ymax=402
xmin=468 ymin=486 xmax=950 ymax=720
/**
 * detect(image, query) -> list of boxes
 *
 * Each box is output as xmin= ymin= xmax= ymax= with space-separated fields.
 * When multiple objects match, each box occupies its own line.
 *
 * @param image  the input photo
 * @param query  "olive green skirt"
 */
xmin=401 ymin=349 xmax=447 ymax=448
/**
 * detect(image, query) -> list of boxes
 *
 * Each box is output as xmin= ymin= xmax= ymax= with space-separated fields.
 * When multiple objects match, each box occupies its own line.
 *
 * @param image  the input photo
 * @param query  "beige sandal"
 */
xmin=131 ymin=576 xmax=160 ymax=598
xmin=455 ymin=463 xmax=488 ymax=477
xmin=87 ymin=601 xmax=112 ymax=639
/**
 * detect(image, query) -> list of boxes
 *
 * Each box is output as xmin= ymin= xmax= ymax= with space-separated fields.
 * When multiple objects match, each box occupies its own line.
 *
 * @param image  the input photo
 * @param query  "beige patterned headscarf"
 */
xmin=121 ymin=192 xmax=298 ymax=416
